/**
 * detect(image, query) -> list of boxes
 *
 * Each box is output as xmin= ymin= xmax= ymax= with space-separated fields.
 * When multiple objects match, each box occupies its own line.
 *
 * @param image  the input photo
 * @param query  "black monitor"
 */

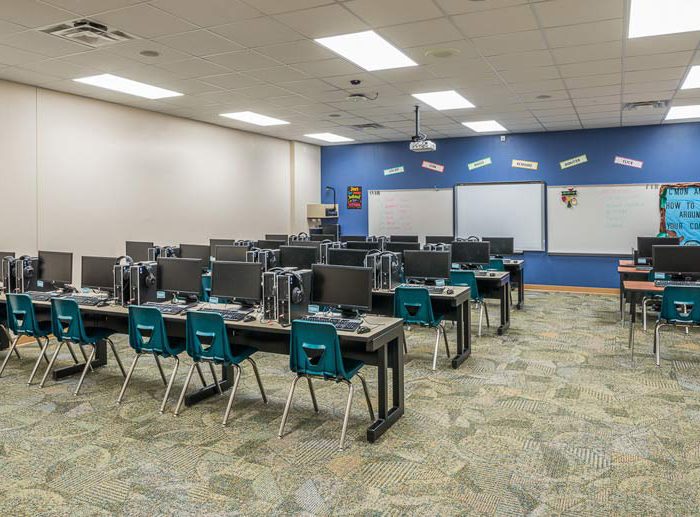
xmin=256 ymin=239 xmax=285 ymax=250
xmin=311 ymin=264 xmax=372 ymax=312
xmin=638 ymin=236 xmax=681 ymax=259
xmin=451 ymin=241 xmax=490 ymax=266
xmin=279 ymin=245 xmax=319 ymax=269
xmin=482 ymin=237 xmax=514 ymax=256
xmin=340 ymin=235 xmax=367 ymax=242
xmin=289 ymin=240 xmax=322 ymax=251
xmin=158 ymin=258 xmax=203 ymax=296
xmin=210 ymin=239 xmax=235 ymax=257
xmin=347 ymin=241 xmax=382 ymax=251
xmin=38 ymin=251 xmax=73 ymax=286
xmin=81 ymin=256 xmax=117 ymax=291
xmin=403 ymin=250 xmax=452 ymax=281
xmin=327 ymin=248 xmax=369 ymax=267
xmin=126 ymin=241 xmax=153 ymax=262
xmin=211 ymin=261 xmax=263 ymax=303
xmin=215 ymin=245 xmax=248 ymax=262
xmin=180 ymin=244 xmax=211 ymax=265
xmin=390 ymin=235 xmax=418 ymax=242
xmin=653 ymin=245 xmax=700 ymax=275
xmin=385 ymin=242 xmax=421 ymax=254
xmin=310 ymin=233 xmax=335 ymax=242
xmin=425 ymin=236 xmax=454 ymax=245
xmin=265 ymin=234 xmax=288 ymax=242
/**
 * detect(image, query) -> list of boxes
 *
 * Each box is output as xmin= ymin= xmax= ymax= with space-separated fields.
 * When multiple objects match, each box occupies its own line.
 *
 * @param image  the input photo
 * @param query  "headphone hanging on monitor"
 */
xmin=467 ymin=236 xmax=480 ymax=242
xmin=18 ymin=255 xmax=34 ymax=279
xmin=285 ymin=270 xmax=305 ymax=304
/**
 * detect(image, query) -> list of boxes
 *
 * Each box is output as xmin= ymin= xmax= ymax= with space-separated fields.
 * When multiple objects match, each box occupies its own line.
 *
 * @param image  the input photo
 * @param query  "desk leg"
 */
xmin=628 ymin=292 xmax=637 ymax=350
xmin=619 ymin=275 xmax=624 ymax=320
xmin=451 ymin=301 xmax=471 ymax=368
xmin=367 ymin=336 xmax=404 ymax=443
xmin=497 ymin=282 xmax=511 ymax=335
xmin=516 ymin=268 xmax=524 ymax=310
xmin=0 ymin=324 xmax=10 ymax=350
xmin=184 ymin=364 xmax=232 ymax=407
xmin=53 ymin=339 xmax=107 ymax=380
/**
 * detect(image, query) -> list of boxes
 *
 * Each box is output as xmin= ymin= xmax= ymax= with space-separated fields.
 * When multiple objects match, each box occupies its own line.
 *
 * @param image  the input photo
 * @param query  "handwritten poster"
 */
xmin=660 ymin=184 xmax=700 ymax=244
xmin=347 ymin=186 xmax=362 ymax=209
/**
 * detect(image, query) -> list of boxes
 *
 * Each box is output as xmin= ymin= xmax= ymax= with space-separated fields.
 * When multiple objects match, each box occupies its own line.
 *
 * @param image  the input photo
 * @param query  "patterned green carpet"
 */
xmin=2 ymin=292 xmax=700 ymax=516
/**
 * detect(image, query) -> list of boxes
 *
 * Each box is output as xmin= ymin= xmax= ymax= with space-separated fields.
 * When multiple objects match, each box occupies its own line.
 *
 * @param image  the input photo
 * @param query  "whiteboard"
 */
xmin=368 ymin=189 xmax=453 ymax=239
xmin=455 ymin=182 xmax=545 ymax=251
xmin=547 ymin=184 xmax=661 ymax=255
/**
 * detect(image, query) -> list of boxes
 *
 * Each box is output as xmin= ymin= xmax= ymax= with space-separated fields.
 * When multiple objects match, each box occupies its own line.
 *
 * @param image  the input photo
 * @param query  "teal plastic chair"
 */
xmin=201 ymin=274 xmax=211 ymax=302
xmin=117 ymin=306 xmax=191 ymax=413
xmin=1 ymin=293 xmax=51 ymax=384
xmin=449 ymin=270 xmax=490 ymax=337
xmin=278 ymin=320 xmax=374 ymax=450
xmin=653 ymin=287 xmax=700 ymax=366
xmin=394 ymin=286 xmax=449 ymax=370
xmin=642 ymin=271 xmax=665 ymax=331
xmin=41 ymin=298 xmax=126 ymax=395
xmin=174 ymin=310 xmax=267 ymax=426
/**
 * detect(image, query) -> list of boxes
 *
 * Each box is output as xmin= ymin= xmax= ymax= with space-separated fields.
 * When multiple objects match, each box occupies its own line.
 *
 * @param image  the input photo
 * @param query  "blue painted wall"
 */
xmin=320 ymin=122 xmax=700 ymax=288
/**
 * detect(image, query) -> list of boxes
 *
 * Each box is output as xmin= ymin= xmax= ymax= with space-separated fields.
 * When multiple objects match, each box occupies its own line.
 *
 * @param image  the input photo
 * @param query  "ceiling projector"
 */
xmin=409 ymin=105 xmax=436 ymax=153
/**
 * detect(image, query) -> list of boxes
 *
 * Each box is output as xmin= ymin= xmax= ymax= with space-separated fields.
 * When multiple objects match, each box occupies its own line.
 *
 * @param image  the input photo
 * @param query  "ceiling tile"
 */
xmin=500 ymin=66 xmax=561 ymax=82
xmin=255 ymin=40 xmax=335 ymax=64
xmin=625 ymin=32 xmax=700 ymax=57
xmin=210 ymin=16 xmax=305 ymax=48
xmin=0 ymin=20 xmax=27 ymax=37
xmin=235 ymin=84 xmax=294 ymax=99
xmin=568 ymin=85 xmax=621 ymax=99
xmin=155 ymin=30 xmax=243 ymax=57
xmin=551 ymin=41 xmax=621 ymax=64
xmin=344 ymin=0 xmax=443 ymax=27
xmin=558 ymin=59 xmax=621 ymax=78
xmin=452 ymin=5 xmax=538 ymax=38
xmin=273 ymin=4 xmax=368 ymax=39
xmin=545 ymin=19 xmax=622 ymax=48
xmin=242 ymin=0 xmax=334 ymax=15
xmin=0 ymin=0 xmax=74 ymax=28
xmin=624 ymin=67 xmax=685 ymax=84
xmin=623 ymin=81 xmax=677 ymax=94
xmin=379 ymin=18 xmax=463 ymax=48
xmin=623 ymin=52 xmax=693 ymax=71
xmin=487 ymin=50 xmax=554 ymax=70
xmin=509 ymin=78 xmax=566 ymax=93
xmin=205 ymin=50 xmax=281 ymax=71
xmin=0 ymin=44 xmax=47 ymax=66
xmin=245 ymin=66 xmax=309 ymax=83
xmin=150 ymin=0 xmax=261 ymax=27
xmin=0 ymin=66 xmax=61 ymax=85
xmin=564 ymin=73 xmax=621 ymax=89
xmin=41 ymin=0 xmax=145 ymax=16
xmin=104 ymin=39 xmax=191 ymax=64
xmin=473 ymin=30 xmax=547 ymax=56
xmin=156 ymin=58 xmax=231 ymax=79
xmin=435 ymin=0 xmax=528 ymax=15
xmin=533 ymin=0 xmax=623 ymax=27
xmin=18 ymin=57 xmax=100 ymax=79
xmin=277 ymin=78 xmax=336 ymax=94
xmin=0 ymin=30 xmax=90 ymax=58
xmin=294 ymin=58 xmax=364 ymax=77
xmin=198 ymin=72 xmax=263 ymax=89
xmin=95 ymin=4 xmax=197 ymax=38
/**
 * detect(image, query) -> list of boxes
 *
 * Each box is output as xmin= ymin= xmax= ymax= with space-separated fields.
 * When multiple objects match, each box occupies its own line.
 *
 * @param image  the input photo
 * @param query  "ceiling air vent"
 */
xmin=622 ymin=100 xmax=669 ymax=112
xmin=349 ymin=123 xmax=385 ymax=130
xmin=41 ymin=19 xmax=136 ymax=48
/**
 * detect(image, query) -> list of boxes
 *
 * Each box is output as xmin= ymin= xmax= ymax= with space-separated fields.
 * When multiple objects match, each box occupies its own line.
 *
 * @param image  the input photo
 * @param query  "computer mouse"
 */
xmin=446 ymin=288 xmax=454 ymax=294
xmin=489 ymin=272 xmax=496 ymax=277
xmin=243 ymin=314 xmax=257 ymax=323
xmin=357 ymin=326 xmax=370 ymax=334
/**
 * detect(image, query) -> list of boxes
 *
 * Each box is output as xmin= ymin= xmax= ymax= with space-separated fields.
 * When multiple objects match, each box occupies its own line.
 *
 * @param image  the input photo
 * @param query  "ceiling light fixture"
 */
xmin=462 ymin=120 xmax=507 ymax=133
xmin=665 ymin=105 xmax=700 ymax=121
xmin=219 ymin=111 xmax=289 ymax=126
xmin=412 ymin=90 xmax=475 ymax=110
xmin=305 ymin=133 xmax=354 ymax=143
xmin=73 ymin=73 xmax=182 ymax=99
xmin=628 ymin=0 xmax=700 ymax=38
xmin=315 ymin=30 xmax=417 ymax=71
xmin=681 ymin=65 xmax=700 ymax=90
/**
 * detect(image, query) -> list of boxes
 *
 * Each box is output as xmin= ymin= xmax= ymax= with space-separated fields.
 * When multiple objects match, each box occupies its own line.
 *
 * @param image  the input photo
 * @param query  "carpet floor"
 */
xmin=1 ymin=292 xmax=700 ymax=516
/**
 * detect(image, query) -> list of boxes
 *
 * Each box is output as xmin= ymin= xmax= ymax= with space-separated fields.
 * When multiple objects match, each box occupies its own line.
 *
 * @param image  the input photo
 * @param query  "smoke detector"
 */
xmin=41 ymin=19 xmax=136 ymax=48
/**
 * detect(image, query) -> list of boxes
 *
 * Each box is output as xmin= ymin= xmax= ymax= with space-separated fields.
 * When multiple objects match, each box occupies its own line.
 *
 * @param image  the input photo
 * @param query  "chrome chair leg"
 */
xmin=307 ymin=376 xmax=319 ymax=412
xmin=222 ymin=364 xmax=242 ymax=427
xmin=160 ymin=357 xmax=180 ymax=414
xmin=279 ymin=375 xmax=302 ymax=438
xmin=117 ymin=353 xmax=141 ymax=404
xmin=484 ymin=302 xmax=490 ymax=328
xmin=74 ymin=345 xmax=97 ymax=395
xmin=442 ymin=323 xmax=450 ymax=357
xmin=38 ymin=336 xmax=50 ymax=364
xmin=194 ymin=363 xmax=207 ymax=387
xmin=174 ymin=363 xmax=196 ymax=416
xmin=339 ymin=380 xmax=355 ymax=451
xmin=12 ymin=341 xmax=21 ymax=359
xmin=28 ymin=337 xmax=51 ymax=385
xmin=247 ymin=357 xmax=267 ymax=404
xmin=655 ymin=322 xmax=666 ymax=367
xmin=208 ymin=362 xmax=223 ymax=395
xmin=0 ymin=336 xmax=20 ymax=377
xmin=431 ymin=326 xmax=441 ymax=371
xmin=153 ymin=353 xmax=167 ymax=386
xmin=357 ymin=373 xmax=374 ymax=421
xmin=478 ymin=302 xmax=484 ymax=337
xmin=402 ymin=330 xmax=408 ymax=354
xmin=39 ymin=341 xmax=64 ymax=388
xmin=642 ymin=297 xmax=649 ymax=332
xmin=107 ymin=339 xmax=126 ymax=378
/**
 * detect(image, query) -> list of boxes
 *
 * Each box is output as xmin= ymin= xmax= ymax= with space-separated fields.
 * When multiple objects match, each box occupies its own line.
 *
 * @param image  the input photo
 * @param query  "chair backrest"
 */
xmin=660 ymin=286 xmax=700 ymax=324
xmin=393 ymin=286 xmax=436 ymax=325
xmin=449 ymin=270 xmax=480 ymax=299
xmin=128 ymin=305 xmax=174 ymax=355
xmin=487 ymin=258 xmax=506 ymax=271
xmin=185 ymin=310 xmax=231 ymax=363
xmin=6 ymin=293 xmax=41 ymax=336
xmin=290 ymin=320 xmax=348 ymax=379
xmin=201 ymin=274 xmax=211 ymax=302
xmin=50 ymin=298 xmax=88 ymax=343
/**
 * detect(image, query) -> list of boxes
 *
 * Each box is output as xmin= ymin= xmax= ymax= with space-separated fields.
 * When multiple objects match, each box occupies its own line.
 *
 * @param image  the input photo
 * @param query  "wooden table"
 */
xmin=502 ymin=259 xmax=525 ymax=310
xmin=618 ymin=265 xmax=653 ymax=319
xmin=622 ymin=280 xmax=663 ymax=349
xmin=474 ymin=271 xmax=512 ymax=335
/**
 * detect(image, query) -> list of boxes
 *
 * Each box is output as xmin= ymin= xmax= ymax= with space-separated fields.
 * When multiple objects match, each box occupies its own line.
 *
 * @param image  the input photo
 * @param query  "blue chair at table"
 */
xmin=1 ymin=293 xmax=52 ymax=384
xmin=394 ymin=286 xmax=449 ymax=370
xmin=41 ymin=298 xmax=126 ymax=395
xmin=652 ymin=286 xmax=700 ymax=366
xmin=449 ymin=270 xmax=490 ymax=337
xmin=117 ymin=306 xmax=190 ymax=414
xmin=278 ymin=320 xmax=374 ymax=451
xmin=174 ymin=310 xmax=267 ymax=426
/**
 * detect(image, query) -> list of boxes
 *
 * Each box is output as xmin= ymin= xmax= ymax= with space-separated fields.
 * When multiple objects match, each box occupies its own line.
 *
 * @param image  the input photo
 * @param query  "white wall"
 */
xmin=291 ymin=141 xmax=321 ymax=234
xmin=0 ymin=80 xmax=320 ymax=285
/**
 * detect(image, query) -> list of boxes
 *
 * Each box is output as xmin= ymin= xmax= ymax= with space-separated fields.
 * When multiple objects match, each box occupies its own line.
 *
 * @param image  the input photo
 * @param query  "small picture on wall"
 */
xmin=347 ymin=185 xmax=362 ymax=209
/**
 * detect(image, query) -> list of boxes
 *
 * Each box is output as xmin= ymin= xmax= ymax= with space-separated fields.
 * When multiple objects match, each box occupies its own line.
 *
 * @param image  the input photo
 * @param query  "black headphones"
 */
xmin=18 ymin=255 xmax=34 ymax=279
xmin=284 ymin=270 xmax=305 ymax=304
xmin=467 ymin=236 xmax=480 ymax=242
xmin=381 ymin=251 xmax=401 ymax=275
xmin=116 ymin=255 xmax=133 ymax=267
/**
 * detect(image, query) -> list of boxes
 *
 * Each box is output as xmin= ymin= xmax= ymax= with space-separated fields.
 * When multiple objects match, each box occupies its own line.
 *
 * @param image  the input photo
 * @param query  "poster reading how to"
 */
xmin=347 ymin=185 xmax=362 ymax=209
xmin=660 ymin=184 xmax=700 ymax=244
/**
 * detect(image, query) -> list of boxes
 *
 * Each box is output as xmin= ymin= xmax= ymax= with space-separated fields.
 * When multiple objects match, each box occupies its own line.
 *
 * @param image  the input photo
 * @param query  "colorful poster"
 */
xmin=614 ymin=156 xmax=644 ymax=169
xmin=660 ymin=184 xmax=700 ymax=244
xmin=347 ymin=185 xmax=362 ymax=209
xmin=468 ymin=157 xmax=492 ymax=171
xmin=384 ymin=166 xmax=404 ymax=176
xmin=512 ymin=159 xmax=539 ymax=170
xmin=421 ymin=160 xmax=445 ymax=173
xmin=560 ymin=154 xmax=588 ymax=169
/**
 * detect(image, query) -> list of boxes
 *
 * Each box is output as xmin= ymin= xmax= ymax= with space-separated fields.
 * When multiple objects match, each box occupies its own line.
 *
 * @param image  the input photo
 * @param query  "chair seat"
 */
xmin=140 ymin=338 xmax=186 ymax=358
xmin=201 ymin=344 xmax=257 ymax=365
xmin=341 ymin=358 xmax=365 ymax=379
xmin=83 ymin=327 xmax=116 ymax=345
xmin=406 ymin=315 xmax=444 ymax=327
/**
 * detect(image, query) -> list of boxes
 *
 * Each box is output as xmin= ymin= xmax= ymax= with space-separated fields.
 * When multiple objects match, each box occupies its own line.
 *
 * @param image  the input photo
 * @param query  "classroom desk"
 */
xmin=474 ymin=271 xmax=512 ymax=335
xmin=622 ymin=280 xmax=663 ymax=349
xmin=0 ymin=295 xmax=405 ymax=443
xmin=371 ymin=285 xmax=472 ymax=368
xmin=617 ymin=265 xmax=652 ymax=319
xmin=502 ymin=259 xmax=525 ymax=310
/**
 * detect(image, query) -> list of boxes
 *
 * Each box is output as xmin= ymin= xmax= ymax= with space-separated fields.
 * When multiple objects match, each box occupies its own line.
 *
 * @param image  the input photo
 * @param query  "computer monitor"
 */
xmin=256 ymin=239 xmax=285 ymax=250
xmin=38 ymin=251 xmax=73 ymax=286
xmin=311 ymin=264 xmax=372 ymax=312
xmin=327 ymin=248 xmax=369 ymax=267
xmin=653 ymin=245 xmax=700 ymax=275
xmin=214 ymin=245 xmax=248 ymax=262
xmin=451 ymin=241 xmax=490 ymax=266
xmin=340 ymin=235 xmax=367 ymax=242
xmin=211 ymin=261 xmax=263 ymax=303
xmin=347 ymin=241 xmax=382 ymax=251
xmin=288 ymin=240 xmax=322 ymax=251
xmin=638 ymin=236 xmax=681 ymax=259
xmin=403 ymin=250 xmax=452 ymax=281
xmin=265 ymin=234 xmax=288 ymax=242
xmin=310 ymin=233 xmax=336 ymax=242
xmin=390 ymin=235 xmax=419 ymax=242
xmin=158 ymin=258 xmax=203 ymax=296
xmin=126 ymin=241 xmax=153 ymax=262
xmin=385 ymin=242 xmax=421 ymax=254
xmin=425 ymin=236 xmax=454 ymax=245
xmin=81 ymin=256 xmax=117 ymax=291
xmin=179 ymin=244 xmax=211 ymax=265
xmin=209 ymin=239 xmax=235 ymax=257
xmin=279 ymin=245 xmax=319 ymax=269
xmin=482 ymin=237 xmax=514 ymax=256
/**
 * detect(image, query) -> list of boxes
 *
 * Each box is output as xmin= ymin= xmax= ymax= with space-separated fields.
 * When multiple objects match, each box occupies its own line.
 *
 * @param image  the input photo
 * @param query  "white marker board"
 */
xmin=455 ymin=182 xmax=546 ymax=251
xmin=547 ymin=184 xmax=661 ymax=255
xmin=368 ymin=188 xmax=453 ymax=240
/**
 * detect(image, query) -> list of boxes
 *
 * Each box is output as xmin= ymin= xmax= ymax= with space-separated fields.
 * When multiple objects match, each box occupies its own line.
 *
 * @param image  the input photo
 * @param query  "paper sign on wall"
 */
xmin=347 ymin=186 xmax=362 ymax=209
xmin=512 ymin=159 xmax=538 ymax=170
xmin=468 ymin=157 xmax=492 ymax=171
xmin=384 ymin=166 xmax=404 ymax=176
xmin=560 ymin=154 xmax=588 ymax=170
xmin=421 ymin=160 xmax=444 ymax=173
xmin=614 ymin=156 xmax=643 ymax=169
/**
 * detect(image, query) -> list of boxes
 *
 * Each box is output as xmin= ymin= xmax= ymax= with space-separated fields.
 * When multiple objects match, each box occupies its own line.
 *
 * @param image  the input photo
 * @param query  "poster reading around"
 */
xmin=660 ymin=183 xmax=700 ymax=244
xmin=347 ymin=186 xmax=362 ymax=209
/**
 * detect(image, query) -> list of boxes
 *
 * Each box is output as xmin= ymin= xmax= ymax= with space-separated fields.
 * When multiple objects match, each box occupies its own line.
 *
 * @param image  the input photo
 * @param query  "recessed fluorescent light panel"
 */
xmin=681 ymin=66 xmax=700 ymax=90
xmin=219 ymin=111 xmax=289 ymax=126
xmin=73 ymin=74 xmax=182 ymax=99
xmin=304 ymin=133 xmax=354 ymax=143
xmin=412 ymin=90 xmax=475 ymax=110
xmin=665 ymin=105 xmax=700 ymax=121
xmin=315 ymin=30 xmax=417 ymax=71
xmin=628 ymin=0 xmax=700 ymax=38
xmin=462 ymin=120 xmax=507 ymax=133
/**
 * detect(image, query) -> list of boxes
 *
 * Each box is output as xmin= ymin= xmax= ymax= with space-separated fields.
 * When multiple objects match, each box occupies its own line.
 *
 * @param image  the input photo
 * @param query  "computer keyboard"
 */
xmin=300 ymin=315 xmax=362 ymax=332
xmin=25 ymin=291 xmax=56 ymax=302
xmin=195 ymin=307 xmax=251 ymax=321
xmin=142 ymin=302 xmax=189 ymax=315
xmin=654 ymin=280 xmax=700 ymax=287
xmin=397 ymin=284 xmax=446 ymax=294
xmin=59 ymin=295 xmax=104 ymax=306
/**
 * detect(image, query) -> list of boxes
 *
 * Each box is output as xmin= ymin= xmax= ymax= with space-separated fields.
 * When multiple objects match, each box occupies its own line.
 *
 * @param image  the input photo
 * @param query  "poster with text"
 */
xmin=660 ymin=184 xmax=700 ymax=244
xmin=347 ymin=186 xmax=362 ymax=209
